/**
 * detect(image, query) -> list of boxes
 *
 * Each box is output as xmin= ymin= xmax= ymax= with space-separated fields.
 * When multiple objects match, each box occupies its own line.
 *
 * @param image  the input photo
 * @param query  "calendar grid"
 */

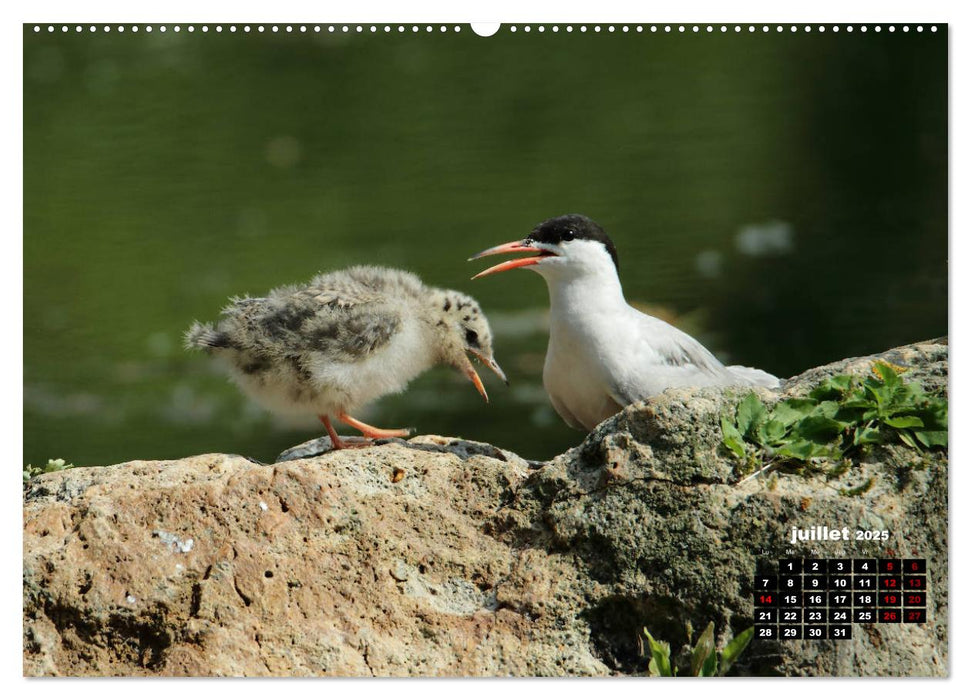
xmin=754 ymin=558 xmax=927 ymax=640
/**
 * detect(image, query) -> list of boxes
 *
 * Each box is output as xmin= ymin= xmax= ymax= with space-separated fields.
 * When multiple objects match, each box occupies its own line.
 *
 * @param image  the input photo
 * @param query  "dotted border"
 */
xmin=30 ymin=24 xmax=941 ymax=35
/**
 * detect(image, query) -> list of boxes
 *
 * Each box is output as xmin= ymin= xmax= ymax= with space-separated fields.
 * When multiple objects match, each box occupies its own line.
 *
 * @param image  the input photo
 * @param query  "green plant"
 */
xmin=23 ymin=458 xmax=76 ymax=483
xmin=722 ymin=362 xmax=947 ymax=478
xmin=643 ymin=622 xmax=753 ymax=677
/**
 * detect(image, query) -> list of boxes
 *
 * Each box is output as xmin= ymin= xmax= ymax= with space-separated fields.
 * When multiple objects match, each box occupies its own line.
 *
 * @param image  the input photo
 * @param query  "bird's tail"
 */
xmin=184 ymin=321 xmax=229 ymax=351
xmin=728 ymin=365 xmax=781 ymax=389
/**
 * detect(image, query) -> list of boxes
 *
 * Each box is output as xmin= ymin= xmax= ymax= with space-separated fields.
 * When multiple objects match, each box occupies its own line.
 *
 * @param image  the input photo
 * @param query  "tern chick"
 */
xmin=185 ymin=265 xmax=506 ymax=449
xmin=471 ymin=214 xmax=779 ymax=432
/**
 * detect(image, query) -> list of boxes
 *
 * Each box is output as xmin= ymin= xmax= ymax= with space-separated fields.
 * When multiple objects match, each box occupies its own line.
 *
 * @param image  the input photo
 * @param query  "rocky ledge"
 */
xmin=23 ymin=339 xmax=948 ymax=677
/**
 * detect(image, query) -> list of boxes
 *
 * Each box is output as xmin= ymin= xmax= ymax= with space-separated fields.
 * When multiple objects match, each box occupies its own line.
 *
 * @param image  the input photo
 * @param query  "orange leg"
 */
xmin=318 ymin=415 xmax=348 ymax=450
xmin=337 ymin=412 xmax=411 ymax=440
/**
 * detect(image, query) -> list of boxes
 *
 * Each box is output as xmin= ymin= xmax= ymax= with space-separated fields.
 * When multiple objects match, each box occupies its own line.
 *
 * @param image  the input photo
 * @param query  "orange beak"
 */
xmin=470 ymin=349 xmax=508 ymax=385
xmin=469 ymin=240 xmax=552 ymax=279
xmin=465 ymin=363 xmax=489 ymax=402
xmin=463 ymin=350 xmax=507 ymax=403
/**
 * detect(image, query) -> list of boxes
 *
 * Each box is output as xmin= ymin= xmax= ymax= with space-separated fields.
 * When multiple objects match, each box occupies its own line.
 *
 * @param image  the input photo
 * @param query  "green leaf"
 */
xmin=835 ymin=375 xmax=854 ymax=389
xmin=883 ymin=416 xmax=924 ymax=429
xmin=781 ymin=439 xmax=841 ymax=460
xmin=793 ymin=415 xmax=843 ymax=442
xmin=23 ymin=458 xmax=75 ymax=481
xmin=914 ymin=430 xmax=948 ymax=448
xmin=832 ymin=375 xmax=854 ymax=391
xmin=874 ymin=361 xmax=903 ymax=388
xmin=914 ymin=402 xmax=948 ymax=431
xmin=864 ymin=380 xmax=890 ymax=410
xmin=768 ymin=399 xmax=817 ymax=428
xmin=898 ymin=430 xmax=920 ymax=450
xmin=721 ymin=415 xmax=746 ymax=458
xmin=643 ymin=628 xmax=674 ymax=677
xmin=726 ymin=367 xmax=947 ymax=470
xmin=759 ymin=419 xmax=787 ymax=445
xmin=841 ymin=398 xmax=875 ymax=410
xmin=47 ymin=458 xmax=68 ymax=472
xmin=853 ymin=425 xmax=883 ymax=446
xmin=719 ymin=627 xmax=754 ymax=675
xmin=811 ymin=401 xmax=840 ymax=419
xmin=810 ymin=375 xmax=853 ymax=400
xmin=690 ymin=622 xmax=716 ymax=676
xmin=890 ymin=382 xmax=921 ymax=408
xmin=736 ymin=393 xmax=767 ymax=441
xmin=776 ymin=440 xmax=818 ymax=460
xmin=861 ymin=408 xmax=882 ymax=422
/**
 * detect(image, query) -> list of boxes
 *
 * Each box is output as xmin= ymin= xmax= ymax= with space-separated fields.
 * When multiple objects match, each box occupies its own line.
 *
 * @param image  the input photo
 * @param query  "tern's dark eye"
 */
xmin=465 ymin=329 xmax=479 ymax=347
xmin=562 ymin=229 xmax=576 ymax=241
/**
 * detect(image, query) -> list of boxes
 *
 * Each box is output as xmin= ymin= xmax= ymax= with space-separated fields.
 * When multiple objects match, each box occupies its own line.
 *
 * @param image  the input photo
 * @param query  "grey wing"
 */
xmin=654 ymin=327 xmax=726 ymax=373
xmin=604 ymin=377 xmax=644 ymax=411
xmin=216 ymin=288 xmax=400 ymax=361
xmin=288 ymin=271 xmax=411 ymax=357
xmin=262 ymin=291 xmax=400 ymax=358
xmin=605 ymin=315 xmax=730 ymax=406
xmin=302 ymin=306 xmax=401 ymax=359
xmin=649 ymin=321 xmax=779 ymax=389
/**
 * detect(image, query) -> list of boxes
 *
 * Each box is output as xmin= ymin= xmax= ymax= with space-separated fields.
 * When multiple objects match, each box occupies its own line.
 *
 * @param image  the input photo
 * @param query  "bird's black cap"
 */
xmin=527 ymin=214 xmax=619 ymax=271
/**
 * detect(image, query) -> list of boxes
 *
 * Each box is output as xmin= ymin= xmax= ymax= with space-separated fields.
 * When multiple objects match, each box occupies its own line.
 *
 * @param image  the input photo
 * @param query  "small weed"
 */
xmin=826 ymin=459 xmax=852 ymax=480
xmin=23 ymin=458 xmax=76 ymax=483
xmin=723 ymin=363 xmax=947 ymax=481
xmin=839 ymin=477 xmax=875 ymax=497
xmin=766 ymin=472 xmax=778 ymax=491
xmin=643 ymin=621 xmax=753 ymax=677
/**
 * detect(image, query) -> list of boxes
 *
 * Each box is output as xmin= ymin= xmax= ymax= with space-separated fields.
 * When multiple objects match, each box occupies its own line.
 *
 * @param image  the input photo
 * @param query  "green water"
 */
xmin=24 ymin=26 xmax=947 ymax=466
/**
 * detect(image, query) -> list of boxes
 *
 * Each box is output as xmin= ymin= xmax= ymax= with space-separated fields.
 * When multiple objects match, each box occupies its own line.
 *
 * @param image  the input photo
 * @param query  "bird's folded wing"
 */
xmin=322 ymin=309 xmax=402 ymax=357
xmin=274 ymin=297 xmax=401 ymax=357
xmin=604 ymin=381 xmax=638 ymax=411
xmin=607 ymin=318 xmax=728 ymax=406
xmin=294 ymin=283 xmax=403 ymax=356
xmin=218 ymin=288 xmax=402 ymax=360
xmin=651 ymin=324 xmax=726 ymax=374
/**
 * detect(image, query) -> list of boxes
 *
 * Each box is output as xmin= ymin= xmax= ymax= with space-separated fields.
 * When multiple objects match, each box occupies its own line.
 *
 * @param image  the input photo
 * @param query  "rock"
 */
xmin=23 ymin=340 xmax=948 ymax=677
xmin=275 ymin=435 xmax=373 ymax=461
xmin=781 ymin=337 xmax=948 ymax=398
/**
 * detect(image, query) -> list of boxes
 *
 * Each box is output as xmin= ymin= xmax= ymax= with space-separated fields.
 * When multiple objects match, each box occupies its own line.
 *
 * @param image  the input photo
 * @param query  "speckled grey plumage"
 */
xmin=185 ymin=265 xmax=502 ymax=428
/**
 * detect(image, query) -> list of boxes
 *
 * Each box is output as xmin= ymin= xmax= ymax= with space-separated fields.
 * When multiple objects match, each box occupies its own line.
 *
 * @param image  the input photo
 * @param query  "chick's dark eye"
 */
xmin=562 ymin=229 xmax=576 ymax=241
xmin=465 ymin=329 xmax=479 ymax=347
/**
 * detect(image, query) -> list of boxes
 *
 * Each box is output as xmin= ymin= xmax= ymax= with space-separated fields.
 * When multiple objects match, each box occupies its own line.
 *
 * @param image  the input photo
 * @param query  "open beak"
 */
xmin=464 ymin=363 xmax=489 ymax=403
xmin=462 ymin=351 xmax=508 ymax=403
xmin=470 ymin=349 xmax=508 ymax=385
xmin=469 ymin=240 xmax=553 ymax=279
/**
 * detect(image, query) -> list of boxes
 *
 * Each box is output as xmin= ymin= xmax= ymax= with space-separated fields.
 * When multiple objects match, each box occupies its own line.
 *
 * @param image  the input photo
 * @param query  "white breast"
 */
xmin=542 ymin=285 xmax=631 ymax=431
xmin=543 ymin=330 xmax=621 ymax=431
